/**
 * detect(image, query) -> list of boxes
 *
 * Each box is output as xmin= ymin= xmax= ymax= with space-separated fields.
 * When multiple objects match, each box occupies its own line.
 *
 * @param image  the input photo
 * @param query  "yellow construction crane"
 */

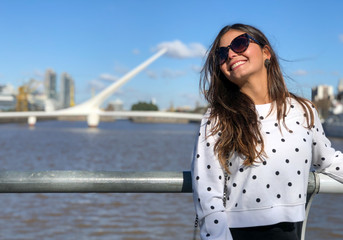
xmin=16 ymin=86 xmax=28 ymax=111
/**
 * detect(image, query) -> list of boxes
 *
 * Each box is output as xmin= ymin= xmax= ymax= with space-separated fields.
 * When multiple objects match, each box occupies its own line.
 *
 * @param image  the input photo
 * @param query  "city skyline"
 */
xmin=0 ymin=1 xmax=342 ymax=110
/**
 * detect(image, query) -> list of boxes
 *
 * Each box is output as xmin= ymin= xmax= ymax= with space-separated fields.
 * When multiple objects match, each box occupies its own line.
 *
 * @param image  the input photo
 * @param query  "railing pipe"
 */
xmin=318 ymin=173 xmax=343 ymax=193
xmin=0 ymin=171 xmax=192 ymax=193
xmin=0 ymin=171 xmax=341 ymax=194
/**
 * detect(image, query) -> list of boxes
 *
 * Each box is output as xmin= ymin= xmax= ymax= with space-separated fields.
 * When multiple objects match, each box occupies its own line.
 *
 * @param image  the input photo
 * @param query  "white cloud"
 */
xmin=293 ymin=69 xmax=308 ymax=76
xmin=161 ymin=68 xmax=187 ymax=78
xmin=114 ymin=62 xmax=130 ymax=75
xmin=191 ymin=65 xmax=202 ymax=73
xmin=145 ymin=70 xmax=158 ymax=79
xmin=99 ymin=73 xmax=119 ymax=82
xmin=87 ymin=73 xmax=119 ymax=93
xmin=132 ymin=48 xmax=140 ymax=55
xmin=34 ymin=70 xmax=44 ymax=78
xmin=339 ymin=34 xmax=343 ymax=43
xmin=154 ymin=40 xmax=207 ymax=59
xmin=88 ymin=79 xmax=106 ymax=92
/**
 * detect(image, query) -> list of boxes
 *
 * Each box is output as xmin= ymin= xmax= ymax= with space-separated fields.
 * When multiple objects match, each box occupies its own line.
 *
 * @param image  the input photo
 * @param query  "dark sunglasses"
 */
xmin=216 ymin=33 xmax=262 ymax=65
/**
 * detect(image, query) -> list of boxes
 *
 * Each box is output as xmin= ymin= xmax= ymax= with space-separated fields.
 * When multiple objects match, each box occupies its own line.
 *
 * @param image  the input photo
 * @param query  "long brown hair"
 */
xmin=200 ymin=23 xmax=314 ymax=173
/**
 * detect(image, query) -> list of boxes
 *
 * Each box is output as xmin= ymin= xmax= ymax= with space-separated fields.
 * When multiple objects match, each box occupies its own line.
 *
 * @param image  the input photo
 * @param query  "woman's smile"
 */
xmin=230 ymin=60 xmax=247 ymax=71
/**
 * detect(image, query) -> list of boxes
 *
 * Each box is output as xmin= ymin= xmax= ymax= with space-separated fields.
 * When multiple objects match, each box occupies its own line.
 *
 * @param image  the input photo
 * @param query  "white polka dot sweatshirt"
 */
xmin=191 ymin=98 xmax=343 ymax=240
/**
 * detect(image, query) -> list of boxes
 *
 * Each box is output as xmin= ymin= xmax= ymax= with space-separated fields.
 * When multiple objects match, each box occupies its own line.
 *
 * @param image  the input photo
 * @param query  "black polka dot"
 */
xmin=207 ymin=165 xmax=211 ymax=169
xmin=218 ymin=132 xmax=222 ymax=137
xmin=263 ymin=161 xmax=267 ymax=165
xmin=196 ymin=176 xmax=199 ymax=180
xmin=256 ymin=198 xmax=261 ymax=203
xmin=198 ymin=198 xmax=200 ymax=202
xmin=196 ymin=154 xmax=200 ymax=158
xmin=214 ymin=219 xmax=219 ymax=224
xmin=266 ymin=184 xmax=270 ymax=188
xmin=206 ymin=142 xmax=210 ymax=147
xmin=243 ymin=189 xmax=246 ymax=194
xmin=297 ymin=170 xmax=301 ymax=175
xmin=321 ymin=157 xmax=325 ymax=161
xmin=285 ymin=159 xmax=290 ymax=164
xmin=303 ymin=138 xmax=306 ymax=142
xmin=207 ymin=120 xmax=211 ymax=125
xmin=336 ymin=167 xmax=340 ymax=171
xmin=266 ymin=132 xmax=270 ymax=134
xmin=296 ymin=121 xmax=300 ymax=125
xmin=288 ymin=182 xmax=292 ymax=187
xmin=260 ymin=116 xmax=264 ymax=120
xmin=299 ymin=194 xmax=302 ymax=198
xmin=206 ymin=233 xmax=210 ymax=237
xmin=281 ymin=138 xmax=285 ymax=142
xmin=272 ymin=149 xmax=276 ymax=153
xmin=239 ymin=168 xmax=244 ymax=172
xmin=235 ymin=203 xmax=238 ymax=207
xmin=277 ymin=194 xmax=281 ymax=198
xmin=295 ymin=148 xmax=299 ymax=152
xmin=207 ymin=187 xmax=211 ymax=191
xmin=219 ymin=175 xmax=222 ymax=180
xmin=305 ymin=159 xmax=308 ymax=164
xmin=211 ymin=206 xmax=215 ymax=210
xmin=275 ymin=171 xmax=280 ymax=176
xmin=252 ymin=175 xmax=257 ymax=180
xmin=291 ymin=105 xmax=294 ymax=108
xmin=274 ymin=123 xmax=278 ymax=127
xmin=313 ymin=142 xmax=317 ymax=146
xmin=233 ymin=183 xmax=237 ymax=187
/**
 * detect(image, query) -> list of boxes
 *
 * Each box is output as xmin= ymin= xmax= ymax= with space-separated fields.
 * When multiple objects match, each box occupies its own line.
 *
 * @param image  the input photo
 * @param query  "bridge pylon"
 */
xmin=57 ymin=48 xmax=167 ymax=127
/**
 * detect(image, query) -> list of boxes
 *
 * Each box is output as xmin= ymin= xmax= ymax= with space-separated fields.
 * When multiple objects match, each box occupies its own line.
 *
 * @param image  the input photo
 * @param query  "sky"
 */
xmin=0 ymin=0 xmax=342 ymax=110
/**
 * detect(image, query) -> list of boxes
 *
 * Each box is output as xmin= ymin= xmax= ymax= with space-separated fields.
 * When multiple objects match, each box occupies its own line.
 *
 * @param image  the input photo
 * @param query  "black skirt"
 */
xmin=230 ymin=222 xmax=300 ymax=240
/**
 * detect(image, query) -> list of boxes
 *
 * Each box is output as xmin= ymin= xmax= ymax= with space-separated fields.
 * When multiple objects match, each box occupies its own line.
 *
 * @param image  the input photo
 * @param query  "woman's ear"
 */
xmin=262 ymin=45 xmax=271 ymax=60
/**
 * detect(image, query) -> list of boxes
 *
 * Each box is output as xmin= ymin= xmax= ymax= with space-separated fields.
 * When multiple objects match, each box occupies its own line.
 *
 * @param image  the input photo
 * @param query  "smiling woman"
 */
xmin=191 ymin=23 xmax=343 ymax=240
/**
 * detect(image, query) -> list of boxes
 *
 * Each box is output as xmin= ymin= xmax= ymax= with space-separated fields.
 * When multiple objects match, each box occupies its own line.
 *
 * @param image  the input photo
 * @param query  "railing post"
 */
xmin=297 ymin=172 xmax=320 ymax=240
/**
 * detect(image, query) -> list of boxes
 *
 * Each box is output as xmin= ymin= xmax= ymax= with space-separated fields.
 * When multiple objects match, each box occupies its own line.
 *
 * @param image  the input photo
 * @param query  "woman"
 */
xmin=191 ymin=23 xmax=343 ymax=240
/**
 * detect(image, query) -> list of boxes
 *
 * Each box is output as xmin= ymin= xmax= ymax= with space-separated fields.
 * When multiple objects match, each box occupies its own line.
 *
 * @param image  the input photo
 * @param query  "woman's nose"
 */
xmin=227 ymin=48 xmax=238 ymax=60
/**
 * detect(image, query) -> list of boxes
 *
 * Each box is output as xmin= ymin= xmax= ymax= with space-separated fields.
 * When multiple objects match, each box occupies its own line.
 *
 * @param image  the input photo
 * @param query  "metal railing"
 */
xmin=0 ymin=170 xmax=342 ymax=240
xmin=0 ymin=171 xmax=192 ymax=193
xmin=0 ymin=170 xmax=342 ymax=193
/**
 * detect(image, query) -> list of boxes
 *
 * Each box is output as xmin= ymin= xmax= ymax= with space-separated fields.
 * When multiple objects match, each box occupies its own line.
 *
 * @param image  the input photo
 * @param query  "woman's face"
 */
xmin=218 ymin=29 xmax=269 ymax=88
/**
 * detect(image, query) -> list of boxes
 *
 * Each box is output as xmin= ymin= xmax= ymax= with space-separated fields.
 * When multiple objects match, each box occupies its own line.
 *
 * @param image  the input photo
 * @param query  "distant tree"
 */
xmin=131 ymin=101 xmax=158 ymax=111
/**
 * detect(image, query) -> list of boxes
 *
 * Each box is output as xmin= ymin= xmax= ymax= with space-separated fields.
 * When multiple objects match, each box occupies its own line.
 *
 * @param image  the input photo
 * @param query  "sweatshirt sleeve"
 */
xmin=191 ymin=111 xmax=232 ymax=240
xmin=311 ymin=107 xmax=343 ymax=183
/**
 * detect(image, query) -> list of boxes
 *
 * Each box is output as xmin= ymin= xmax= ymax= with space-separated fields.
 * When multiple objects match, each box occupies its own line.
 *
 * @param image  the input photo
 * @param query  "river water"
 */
xmin=0 ymin=120 xmax=342 ymax=239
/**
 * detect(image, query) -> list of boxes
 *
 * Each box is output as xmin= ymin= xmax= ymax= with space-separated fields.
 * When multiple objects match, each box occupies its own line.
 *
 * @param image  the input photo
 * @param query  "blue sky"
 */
xmin=0 ymin=0 xmax=342 ymax=110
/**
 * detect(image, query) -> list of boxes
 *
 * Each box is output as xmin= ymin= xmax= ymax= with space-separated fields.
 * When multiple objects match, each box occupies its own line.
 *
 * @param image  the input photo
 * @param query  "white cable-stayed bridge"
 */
xmin=0 ymin=48 xmax=203 ymax=127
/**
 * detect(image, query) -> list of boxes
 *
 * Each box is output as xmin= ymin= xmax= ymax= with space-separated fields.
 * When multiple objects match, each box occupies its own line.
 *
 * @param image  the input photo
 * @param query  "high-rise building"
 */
xmin=338 ymin=79 xmax=343 ymax=93
xmin=60 ymin=72 xmax=75 ymax=109
xmin=44 ymin=69 xmax=57 ymax=100
xmin=312 ymin=85 xmax=334 ymax=119
xmin=311 ymin=85 xmax=334 ymax=102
